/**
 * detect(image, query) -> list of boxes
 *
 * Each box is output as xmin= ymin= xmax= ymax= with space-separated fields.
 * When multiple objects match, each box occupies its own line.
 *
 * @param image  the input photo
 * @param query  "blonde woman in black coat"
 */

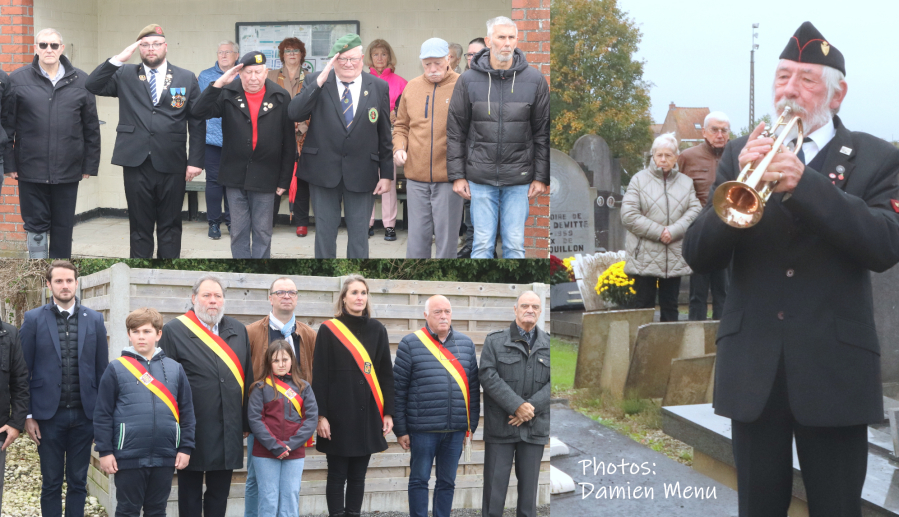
xmin=312 ymin=274 xmax=395 ymax=517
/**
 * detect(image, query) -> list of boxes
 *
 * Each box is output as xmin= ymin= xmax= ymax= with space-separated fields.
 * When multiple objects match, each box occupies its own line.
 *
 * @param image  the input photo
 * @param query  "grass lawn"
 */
xmin=551 ymin=336 xmax=693 ymax=465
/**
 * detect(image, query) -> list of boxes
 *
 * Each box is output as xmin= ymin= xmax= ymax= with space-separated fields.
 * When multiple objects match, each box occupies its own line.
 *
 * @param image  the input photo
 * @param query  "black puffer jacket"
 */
xmin=446 ymin=48 xmax=549 ymax=187
xmin=0 ymin=322 xmax=29 ymax=439
xmin=2 ymin=55 xmax=101 ymax=183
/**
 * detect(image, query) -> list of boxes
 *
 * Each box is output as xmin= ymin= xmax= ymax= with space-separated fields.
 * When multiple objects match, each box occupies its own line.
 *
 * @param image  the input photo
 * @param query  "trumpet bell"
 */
xmin=713 ymin=180 xmax=764 ymax=228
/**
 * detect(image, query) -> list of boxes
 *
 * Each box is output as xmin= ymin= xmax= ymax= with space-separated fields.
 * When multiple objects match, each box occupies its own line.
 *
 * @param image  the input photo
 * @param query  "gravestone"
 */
xmin=550 ymin=148 xmax=596 ymax=259
xmin=568 ymin=135 xmax=626 ymax=252
xmin=873 ymin=267 xmax=899 ymax=397
xmin=570 ymin=134 xmax=614 ymax=191
xmin=574 ymin=308 xmax=655 ymax=394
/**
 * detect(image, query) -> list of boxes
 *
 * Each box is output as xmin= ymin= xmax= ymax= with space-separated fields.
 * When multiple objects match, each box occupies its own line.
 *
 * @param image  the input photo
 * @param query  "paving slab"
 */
xmin=550 ymin=404 xmax=737 ymax=516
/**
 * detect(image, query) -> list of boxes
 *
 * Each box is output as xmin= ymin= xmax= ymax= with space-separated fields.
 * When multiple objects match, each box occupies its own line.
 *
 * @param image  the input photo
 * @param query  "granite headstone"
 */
xmin=550 ymin=148 xmax=596 ymax=259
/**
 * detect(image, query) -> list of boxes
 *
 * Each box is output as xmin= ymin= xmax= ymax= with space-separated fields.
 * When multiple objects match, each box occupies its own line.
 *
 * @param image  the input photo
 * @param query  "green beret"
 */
xmin=328 ymin=34 xmax=362 ymax=59
xmin=137 ymin=24 xmax=165 ymax=41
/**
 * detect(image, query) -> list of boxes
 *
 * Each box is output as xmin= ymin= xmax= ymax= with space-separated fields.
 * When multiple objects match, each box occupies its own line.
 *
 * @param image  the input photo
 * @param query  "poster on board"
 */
xmin=236 ymin=21 xmax=361 ymax=74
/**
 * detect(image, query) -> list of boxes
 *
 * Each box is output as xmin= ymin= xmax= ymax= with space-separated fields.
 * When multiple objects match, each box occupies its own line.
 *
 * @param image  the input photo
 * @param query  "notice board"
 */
xmin=235 ymin=20 xmax=361 ymax=74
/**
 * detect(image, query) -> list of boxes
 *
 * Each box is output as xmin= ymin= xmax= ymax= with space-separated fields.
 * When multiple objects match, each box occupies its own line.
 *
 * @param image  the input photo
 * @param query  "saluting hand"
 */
xmin=317 ymin=55 xmax=340 ymax=88
xmin=213 ymin=64 xmax=243 ymax=88
xmin=114 ymin=41 xmax=141 ymax=63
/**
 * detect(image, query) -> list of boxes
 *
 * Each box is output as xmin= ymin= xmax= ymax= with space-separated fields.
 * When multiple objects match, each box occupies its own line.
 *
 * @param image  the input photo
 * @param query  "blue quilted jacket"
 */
xmin=197 ymin=62 xmax=224 ymax=147
xmin=393 ymin=327 xmax=480 ymax=436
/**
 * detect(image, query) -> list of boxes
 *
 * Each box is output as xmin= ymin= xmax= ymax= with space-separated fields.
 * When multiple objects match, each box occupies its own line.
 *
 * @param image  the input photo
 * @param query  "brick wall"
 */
xmin=0 ymin=0 xmax=32 ymax=256
xmin=513 ymin=0 xmax=550 ymax=258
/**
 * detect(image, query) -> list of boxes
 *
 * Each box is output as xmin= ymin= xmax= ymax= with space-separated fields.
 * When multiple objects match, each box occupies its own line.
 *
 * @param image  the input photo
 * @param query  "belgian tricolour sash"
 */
xmin=414 ymin=328 xmax=471 ymax=436
xmin=322 ymin=318 xmax=385 ymax=420
xmin=116 ymin=356 xmax=180 ymax=423
xmin=265 ymin=377 xmax=315 ymax=447
xmin=177 ymin=311 xmax=245 ymax=396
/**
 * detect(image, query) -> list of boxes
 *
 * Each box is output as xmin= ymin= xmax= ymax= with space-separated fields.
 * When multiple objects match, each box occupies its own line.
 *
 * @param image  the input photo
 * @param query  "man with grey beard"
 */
xmin=159 ymin=275 xmax=252 ymax=517
xmin=684 ymin=22 xmax=899 ymax=516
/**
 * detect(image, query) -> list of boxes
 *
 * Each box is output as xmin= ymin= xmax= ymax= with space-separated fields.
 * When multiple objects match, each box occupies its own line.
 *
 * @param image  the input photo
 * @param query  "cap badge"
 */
xmin=821 ymin=41 xmax=830 ymax=56
xmin=255 ymin=54 xmax=263 ymax=64
xmin=155 ymin=26 xmax=163 ymax=35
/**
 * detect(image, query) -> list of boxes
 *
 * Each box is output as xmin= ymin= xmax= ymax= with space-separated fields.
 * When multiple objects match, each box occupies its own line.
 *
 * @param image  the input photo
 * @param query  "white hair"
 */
xmin=448 ymin=42 xmax=463 ymax=59
xmin=651 ymin=133 xmax=679 ymax=155
xmin=36 ymin=28 xmax=63 ymax=44
xmin=515 ymin=290 xmax=541 ymax=306
xmin=218 ymin=40 xmax=239 ymax=53
xmin=487 ymin=16 xmax=518 ymax=37
xmin=704 ymin=111 xmax=730 ymax=127
xmin=424 ymin=295 xmax=451 ymax=314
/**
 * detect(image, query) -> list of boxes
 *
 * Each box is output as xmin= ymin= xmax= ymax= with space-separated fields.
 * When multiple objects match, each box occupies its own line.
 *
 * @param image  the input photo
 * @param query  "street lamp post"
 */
xmin=750 ymin=23 xmax=759 ymax=130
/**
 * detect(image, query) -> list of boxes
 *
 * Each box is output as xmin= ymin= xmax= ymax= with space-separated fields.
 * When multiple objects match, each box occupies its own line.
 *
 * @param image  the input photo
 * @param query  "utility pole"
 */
xmin=750 ymin=23 xmax=759 ymax=129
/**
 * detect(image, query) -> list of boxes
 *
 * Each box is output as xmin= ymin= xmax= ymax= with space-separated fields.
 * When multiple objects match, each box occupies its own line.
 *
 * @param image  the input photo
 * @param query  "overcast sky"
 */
xmin=616 ymin=0 xmax=899 ymax=141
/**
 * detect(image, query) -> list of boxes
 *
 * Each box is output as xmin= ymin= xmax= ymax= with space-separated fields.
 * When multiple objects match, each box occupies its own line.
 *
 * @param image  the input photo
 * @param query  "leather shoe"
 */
xmin=368 ymin=226 xmax=375 ymax=237
xmin=457 ymin=245 xmax=472 ymax=258
xmin=296 ymin=226 xmax=308 ymax=237
xmin=384 ymin=227 xmax=397 ymax=241
xmin=208 ymin=223 xmax=221 ymax=240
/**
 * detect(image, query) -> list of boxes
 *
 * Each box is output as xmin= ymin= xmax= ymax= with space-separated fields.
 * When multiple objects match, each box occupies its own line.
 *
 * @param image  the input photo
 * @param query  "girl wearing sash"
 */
xmin=248 ymin=340 xmax=318 ymax=517
xmin=312 ymin=274 xmax=396 ymax=517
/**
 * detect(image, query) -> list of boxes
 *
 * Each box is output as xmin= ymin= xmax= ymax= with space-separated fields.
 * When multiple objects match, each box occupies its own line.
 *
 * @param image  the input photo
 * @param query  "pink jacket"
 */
xmin=370 ymin=67 xmax=407 ymax=111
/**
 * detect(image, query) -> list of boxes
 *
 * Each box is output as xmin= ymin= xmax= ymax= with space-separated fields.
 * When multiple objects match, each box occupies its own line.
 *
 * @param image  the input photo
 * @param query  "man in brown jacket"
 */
xmin=677 ymin=111 xmax=730 ymax=321
xmin=243 ymin=276 xmax=316 ymax=517
xmin=393 ymin=38 xmax=461 ymax=258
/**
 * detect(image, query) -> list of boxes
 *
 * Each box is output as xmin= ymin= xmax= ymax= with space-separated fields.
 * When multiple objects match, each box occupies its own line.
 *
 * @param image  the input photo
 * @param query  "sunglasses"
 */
xmin=38 ymin=42 xmax=61 ymax=50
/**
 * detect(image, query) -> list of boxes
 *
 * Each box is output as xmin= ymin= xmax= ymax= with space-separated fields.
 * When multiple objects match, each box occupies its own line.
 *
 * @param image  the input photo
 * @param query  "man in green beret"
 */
xmin=287 ymin=33 xmax=394 ymax=258
xmin=86 ymin=24 xmax=205 ymax=259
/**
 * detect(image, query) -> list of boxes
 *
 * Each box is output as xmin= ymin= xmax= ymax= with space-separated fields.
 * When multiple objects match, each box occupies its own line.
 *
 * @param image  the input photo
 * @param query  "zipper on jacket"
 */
xmin=148 ymin=356 xmax=157 ymax=460
xmin=664 ymin=175 xmax=670 ymax=278
xmin=496 ymin=72 xmax=504 ymax=184
xmin=430 ymin=83 xmax=437 ymax=182
xmin=424 ymin=95 xmax=429 ymax=119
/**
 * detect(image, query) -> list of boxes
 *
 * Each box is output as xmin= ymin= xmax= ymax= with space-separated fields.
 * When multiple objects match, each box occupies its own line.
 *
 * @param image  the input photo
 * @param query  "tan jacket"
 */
xmin=677 ymin=140 xmax=725 ymax=207
xmin=246 ymin=315 xmax=316 ymax=383
xmin=392 ymin=70 xmax=459 ymax=183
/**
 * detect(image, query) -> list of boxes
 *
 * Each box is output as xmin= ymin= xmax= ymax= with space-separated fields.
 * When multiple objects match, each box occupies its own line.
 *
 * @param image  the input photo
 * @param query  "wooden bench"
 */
xmin=184 ymin=181 xmax=206 ymax=221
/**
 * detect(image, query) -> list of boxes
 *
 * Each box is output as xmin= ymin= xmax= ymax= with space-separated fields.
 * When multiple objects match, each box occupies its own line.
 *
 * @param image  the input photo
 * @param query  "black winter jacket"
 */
xmin=93 ymin=347 xmax=196 ymax=469
xmin=392 ymin=326 xmax=480 ymax=436
xmin=0 ymin=322 xmax=29 ymax=439
xmin=2 ymin=55 xmax=101 ymax=183
xmin=446 ymin=48 xmax=550 ymax=187
xmin=191 ymin=79 xmax=295 ymax=193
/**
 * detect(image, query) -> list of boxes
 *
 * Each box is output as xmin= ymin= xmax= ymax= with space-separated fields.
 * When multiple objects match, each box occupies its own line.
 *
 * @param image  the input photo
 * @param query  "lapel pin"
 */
xmin=364 ymin=90 xmax=369 ymax=96
xmin=836 ymin=165 xmax=846 ymax=173
xmin=240 ymin=103 xmax=245 ymax=108
xmin=829 ymin=173 xmax=837 ymax=179
xmin=840 ymin=146 xmax=852 ymax=155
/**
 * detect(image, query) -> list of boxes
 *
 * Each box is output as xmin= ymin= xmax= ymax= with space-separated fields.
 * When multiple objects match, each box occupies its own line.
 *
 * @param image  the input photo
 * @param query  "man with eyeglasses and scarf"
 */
xmin=86 ymin=23 xmax=205 ymax=259
xmin=243 ymin=276 xmax=316 ymax=517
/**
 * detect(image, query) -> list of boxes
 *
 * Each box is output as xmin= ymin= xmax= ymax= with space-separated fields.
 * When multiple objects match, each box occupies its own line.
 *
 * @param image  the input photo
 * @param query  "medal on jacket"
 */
xmin=163 ymin=72 xmax=173 ymax=89
xmin=363 ymin=362 xmax=372 ymax=374
xmin=369 ymin=107 xmax=378 ymax=123
xmin=171 ymin=88 xmax=186 ymax=109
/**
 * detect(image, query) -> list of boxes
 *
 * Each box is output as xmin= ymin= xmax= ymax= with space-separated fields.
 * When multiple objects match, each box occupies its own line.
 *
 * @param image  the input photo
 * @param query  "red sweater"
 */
xmin=245 ymin=87 xmax=266 ymax=149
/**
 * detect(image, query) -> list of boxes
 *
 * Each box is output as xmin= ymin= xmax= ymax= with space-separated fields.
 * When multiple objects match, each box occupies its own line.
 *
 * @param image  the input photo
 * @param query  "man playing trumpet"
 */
xmin=684 ymin=21 xmax=899 ymax=516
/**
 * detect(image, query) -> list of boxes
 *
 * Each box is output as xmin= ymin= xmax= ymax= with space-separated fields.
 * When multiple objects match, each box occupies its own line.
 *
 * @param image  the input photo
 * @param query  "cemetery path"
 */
xmin=551 ymin=403 xmax=737 ymax=516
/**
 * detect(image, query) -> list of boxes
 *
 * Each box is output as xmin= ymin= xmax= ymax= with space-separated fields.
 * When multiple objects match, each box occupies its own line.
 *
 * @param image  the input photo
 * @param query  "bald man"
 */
xmin=393 ymin=296 xmax=480 ymax=517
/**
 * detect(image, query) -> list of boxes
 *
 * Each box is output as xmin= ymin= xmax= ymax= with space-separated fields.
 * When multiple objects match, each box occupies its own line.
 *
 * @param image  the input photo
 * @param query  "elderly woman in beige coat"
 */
xmin=621 ymin=133 xmax=701 ymax=321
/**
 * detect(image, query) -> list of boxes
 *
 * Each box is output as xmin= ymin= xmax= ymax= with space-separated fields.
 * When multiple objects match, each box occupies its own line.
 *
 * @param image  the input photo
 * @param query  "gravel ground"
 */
xmin=1 ymin=437 xmax=107 ymax=517
xmin=301 ymin=506 xmax=550 ymax=517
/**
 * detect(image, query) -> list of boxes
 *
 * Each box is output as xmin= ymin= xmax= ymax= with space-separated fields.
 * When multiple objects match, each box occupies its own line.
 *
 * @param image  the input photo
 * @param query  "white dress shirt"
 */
xmin=801 ymin=117 xmax=836 ymax=165
xmin=55 ymin=302 xmax=75 ymax=318
xmin=333 ymin=72 xmax=362 ymax=118
xmin=108 ymin=56 xmax=168 ymax=105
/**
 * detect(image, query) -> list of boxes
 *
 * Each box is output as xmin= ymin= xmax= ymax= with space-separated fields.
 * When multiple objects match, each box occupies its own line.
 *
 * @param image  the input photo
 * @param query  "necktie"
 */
xmin=60 ymin=311 xmax=69 ymax=320
xmin=149 ymin=68 xmax=158 ymax=105
xmin=341 ymin=81 xmax=354 ymax=128
xmin=796 ymin=137 xmax=812 ymax=164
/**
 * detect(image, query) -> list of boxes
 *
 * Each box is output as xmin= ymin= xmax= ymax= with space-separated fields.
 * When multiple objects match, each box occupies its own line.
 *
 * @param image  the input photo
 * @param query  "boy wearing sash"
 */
xmin=393 ymin=295 xmax=480 ymax=517
xmin=93 ymin=308 xmax=196 ymax=516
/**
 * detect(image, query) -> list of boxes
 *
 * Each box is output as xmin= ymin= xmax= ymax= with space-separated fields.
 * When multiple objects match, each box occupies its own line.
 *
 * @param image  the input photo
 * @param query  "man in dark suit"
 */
xmin=288 ymin=33 xmax=393 ymax=258
xmin=684 ymin=22 xmax=899 ymax=516
xmin=20 ymin=260 xmax=109 ymax=517
xmin=86 ymin=24 xmax=205 ymax=259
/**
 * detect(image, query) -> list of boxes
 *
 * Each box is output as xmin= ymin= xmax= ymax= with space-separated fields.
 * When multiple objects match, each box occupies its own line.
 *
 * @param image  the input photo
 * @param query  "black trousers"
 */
xmin=17 ymin=180 xmax=79 ymax=258
xmin=633 ymin=275 xmax=681 ymax=321
xmin=731 ymin=357 xmax=868 ymax=516
xmin=123 ymin=157 xmax=185 ymax=258
xmin=688 ymin=268 xmax=728 ymax=320
xmin=482 ymin=441 xmax=544 ymax=517
xmin=325 ymin=454 xmax=371 ymax=515
xmin=176 ymin=469 xmax=232 ymax=517
xmin=114 ymin=466 xmax=172 ymax=517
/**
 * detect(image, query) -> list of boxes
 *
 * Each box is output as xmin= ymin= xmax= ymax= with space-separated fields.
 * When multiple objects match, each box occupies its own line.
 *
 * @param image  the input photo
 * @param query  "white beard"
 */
xmin=774 ymin=97 xmax=831 ymax=136
xmin=194 ymin=301 xmax=225 ymax=327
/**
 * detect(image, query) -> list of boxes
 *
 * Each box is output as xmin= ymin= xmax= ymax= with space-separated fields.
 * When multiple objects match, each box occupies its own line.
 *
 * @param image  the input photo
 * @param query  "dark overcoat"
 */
xmin=683 ymin=115 xmax=899 ymax=426
xmin=159 ymin=312 xmax=252 ymax=471
xmin=311 ymin=313 xmax=395 ymax=456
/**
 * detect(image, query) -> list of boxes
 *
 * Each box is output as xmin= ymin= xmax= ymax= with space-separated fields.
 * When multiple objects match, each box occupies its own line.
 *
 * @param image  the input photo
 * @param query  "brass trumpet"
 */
xmin=712 ymin=107 xmax=804 ymax=228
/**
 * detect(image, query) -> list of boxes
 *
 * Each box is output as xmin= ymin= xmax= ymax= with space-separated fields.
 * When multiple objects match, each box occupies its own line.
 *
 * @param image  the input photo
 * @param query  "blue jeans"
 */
xmin=204 ymin=144 xmax=231 ymax=226
xmin=245 ymin=433 xmax=258 ymax=517
xmin=408 ymin=431 xmax=466 ymax=517
xmin=468 ymin=182 xmax=529 ymax=259
xmin=37 ymin=408 xmax=94 ymax=517
xmin=255 ymin=456 xmax=305 ymax=517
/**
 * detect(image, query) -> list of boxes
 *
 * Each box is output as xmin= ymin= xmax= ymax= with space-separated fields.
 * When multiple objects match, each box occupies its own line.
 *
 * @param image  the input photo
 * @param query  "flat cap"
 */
xmin=137 ymin=24 xmax=164 ymax=41
xmin=328 ymin=34 xmax=362 ymax=59
xmin=239 ymin=51 xmax=266 ymax=67
xmin=779 ymin=21 xmax=845 ymax=76
xmin=420 ymin=38 xmax=449 ymax=59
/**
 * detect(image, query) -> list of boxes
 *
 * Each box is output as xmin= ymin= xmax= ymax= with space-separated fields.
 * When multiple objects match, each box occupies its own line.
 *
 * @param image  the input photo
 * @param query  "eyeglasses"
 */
xmin=139 ymin=43 xmax=165 ymax=50
xmin=271 ymin=290 xmax=298 ymax=298
xmin=38 ymin=43 xmax=61 ymax=50
xmin=284 ymin=49 xmax=302 ymax=55
xmin=336 ymin=57 xmax=362 ymax=65
xmin=705 ymin=128 xmax=730 ymax=135
xmin=217 ymin=50 xmax=236 ymax=56
xmin=464 ymin=53 xmax=476 ymax=58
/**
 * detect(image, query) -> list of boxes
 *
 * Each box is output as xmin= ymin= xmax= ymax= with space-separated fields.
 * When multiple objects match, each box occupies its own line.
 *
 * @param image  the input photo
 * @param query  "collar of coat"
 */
xmin=507 ymin=321 xmax=546 ymax=351
xmin=30 ymin=54 xmax=77 ymax=81
xmin=648 ymin=158 xmax=680 ymax=180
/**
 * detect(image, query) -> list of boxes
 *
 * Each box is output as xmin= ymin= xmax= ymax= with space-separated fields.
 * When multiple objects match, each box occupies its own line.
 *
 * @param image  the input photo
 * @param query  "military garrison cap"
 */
xmin=328 ymin=34 xmax=363 ymax=58
xmin=239 ymin=51 xmax=266 ymax=67
xmin=137 ymin=24 xmax=165 ymax=41
xmin=779 ymin=21 xmax=845 ymax=76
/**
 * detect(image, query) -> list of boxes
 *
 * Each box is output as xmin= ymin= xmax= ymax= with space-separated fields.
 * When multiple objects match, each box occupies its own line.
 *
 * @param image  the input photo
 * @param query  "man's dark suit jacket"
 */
xmin=19 ymin=302 xmax=109 ymax=421
xmin=287 ymin=70 xmax=393 ymax=193
xmin=684 ymin=115 xmax=899 ymax=427
xmin=85 ymin=60 xmax=205 ymax=174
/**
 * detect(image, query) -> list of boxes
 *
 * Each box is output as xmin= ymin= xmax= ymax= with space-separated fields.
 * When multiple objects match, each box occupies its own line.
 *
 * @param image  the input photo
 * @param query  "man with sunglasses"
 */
xmin=86 ymin=24 xmax=205 ymax=259
xmin=288 ymin=33 xmax=393 ymax=258
xmin=2 ymin=28 xmax=101 ymax=258
xmin=244 ymin=276 xmax=316 ymax=517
